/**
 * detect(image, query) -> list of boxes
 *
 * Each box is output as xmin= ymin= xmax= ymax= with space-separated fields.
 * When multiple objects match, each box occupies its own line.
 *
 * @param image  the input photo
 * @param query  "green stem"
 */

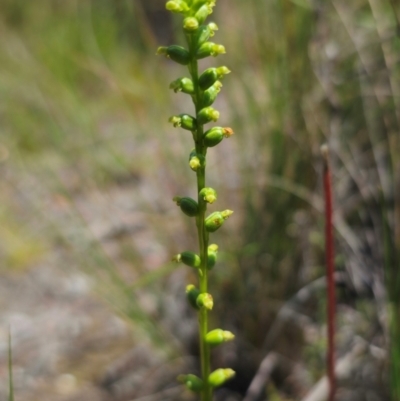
xmin=188 ymin=35 xmax=212 ymax=401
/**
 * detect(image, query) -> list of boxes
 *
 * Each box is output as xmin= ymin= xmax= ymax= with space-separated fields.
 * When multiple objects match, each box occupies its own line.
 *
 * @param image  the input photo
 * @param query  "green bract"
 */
xmin=158 ymin=1 xmax=235 ymax=399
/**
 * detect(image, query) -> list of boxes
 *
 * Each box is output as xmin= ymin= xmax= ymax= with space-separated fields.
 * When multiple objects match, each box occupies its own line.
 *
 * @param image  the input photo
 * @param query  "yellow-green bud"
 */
xmin=208 ymin=243 xmax=219 ymax=253
xmin=183 ymin=17 xmax=199 ymax=32
xmin=169 ymin=114 xmax=196 ymax=130
xmin=198 ymin=107 xmax=219 ymax=124
xmin=207 ymin=243 xmax=218 ymax=270
xmin=203 ymin=126 xmax=233 ymax=147
xmin=208 ymin=368 xmax=236 ymax=388
xmin=207 ymin=22 xmax=218 ymax=35
xmin=199 ymin=187 xmax=217 ymax=203
xmin=203 ymin=81 xmax=222 ymax=107
xmin=173 ymin=196 xmax=199 ymax=217
xmin=173 ymin=251 xmax=201 ymax=268
xmin=186 ymin=284 xmax=200 ymax=310
xmin=199 ymin=66 xmax=230 ymax=90
xmin=157 ymin=45 xmax=190 ymax=65
xmin=166 ymin=0 xmax=190 ymax=13
xmin=194 ymin=4 xmax=213 ymax=24
xmin=169 ymin=77 xmax=194 ymax=94
xmin=178 ymin=374 xmax=204 ymax=393
xmin=196 ymin=42 xmax=226 ymax=59
xmin=205 ymin=329 xmax=235 ymax=346
xmin=196 ymin=293 xmax=214 ymax=310
xmin=205 ymin=210 xmax=233 ymax=232
xmin=196 ymin=24 xmax=214 ymax=47
xmin=189 ymin=153 xmax=205 ymax=171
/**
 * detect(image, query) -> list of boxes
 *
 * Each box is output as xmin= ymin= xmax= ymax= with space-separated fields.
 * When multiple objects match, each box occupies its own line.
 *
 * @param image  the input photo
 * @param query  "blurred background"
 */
xmin=0 ymin=0 xmax=399 ymax=400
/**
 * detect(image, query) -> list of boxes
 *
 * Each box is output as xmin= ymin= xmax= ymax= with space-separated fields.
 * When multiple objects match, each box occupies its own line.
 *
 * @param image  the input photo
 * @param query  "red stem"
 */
xmin=323 ymin=146 xmax=336 ymax=401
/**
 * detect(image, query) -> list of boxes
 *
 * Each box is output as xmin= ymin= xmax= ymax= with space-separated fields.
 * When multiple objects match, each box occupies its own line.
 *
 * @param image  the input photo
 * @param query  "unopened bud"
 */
xmin=199 ymin=187 xmax=217 ymax=203
xmin=207 ymin=243 xmax=218 ymax=270
xmin=205 ymin=210 xmax=233 ymax=232
xmin=194 ymin=4 xmax=213 ymax=24
xmin=203 ymin=81 xmax=222 ymax=107
xmin=169 ymin=114 xmax=196 ymax=131
xmin=166 ymin=0 xmax=189 ymax=13
xmin=205 ymin=329 xmax=235 ymax=346
xmin=186 ymin=284 xmax=200 ymax=310
xmin=208 ymin=368 xmax=235 ymax=388
xmin=183 ymin=17 xmax=199 ymax=32
xmin=178 ymin=374 xmax=204 ymax=393
xmin=173 ymin=251 xmax=201 ymax=268
xmin=173 ymin=196 xmax=199 ymax=217
xmin=198 ymin=107 xmax=219 ymax=124
xmin=157 ymin=45 xmax=190 ymax=65
xmin=203 ymin=126 xmax=233 ymax=147
xmin=189 ymin=153 xmax=205 ymax=171
xmin=199 ymin=66 xmax=230 ymax=90
xmin=197 ymin=42 xmax=226 ymax=59
xmin=169 ymin=77 xmax=194 ymax=94
xmin=196 ymin=293 xmax=214 ymax=310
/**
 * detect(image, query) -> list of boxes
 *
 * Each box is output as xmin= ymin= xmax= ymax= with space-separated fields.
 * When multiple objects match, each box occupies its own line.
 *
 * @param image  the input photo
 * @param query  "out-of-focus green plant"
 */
xmin=157 ymin=1 xmax=235 ymax=399
xmin=8 ymin=330 xmax=14 ymax=401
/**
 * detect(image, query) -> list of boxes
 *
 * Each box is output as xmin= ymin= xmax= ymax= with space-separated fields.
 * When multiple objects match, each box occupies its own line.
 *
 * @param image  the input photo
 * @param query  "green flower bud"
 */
xmin=199 ymin=187 xmax=217 ymax=203
xmin=169 ymin=114 xmax=196 ymax=130
xmin=157 ymin=45 xmax=190 ymax=65
xmin=178 ymin=374 xmax=204 ymax=393
xmin=207 ymin=244 xmax=218 ymax=270
xmin=205 ymin=329 xmax=235 ymax=346
xmin=207 ymin=243 xmax=219 ymax=269
xmin=183 ymin=17 xmax=199 ymax=32
xmin=199 ymin=69 xmax=218 ymax=90
xmin=198 ymin=107 xmax=219 ymax=124
xmin=203 ymin=126 xmax=234 ymax=147
xmin=173 ymin=251 xmax=201 ymax=268
xmin=196 ymin=293 xmax=214 ymax=310
xmin=189 ymin=153 xmax=205 ymax=171
xmin=203 ymin=81 xmax=222 ymax=106
xmin=208 ymin=368 xmax=236 ymax=388
xmin=199 ymin=66 xmax=230 ymax=90
xmin=186 ymin=284 xmax=200 ymax=310
xmin=205 ymin=210 xmax=233 ymax=232
xmin=169 ymin=77 xmax=194 ymax=94
xmin=194 ymin=4 xmax=213 ymax=24
xmin=173 ymin=196 xmax=199 ymax=217
xmin=195 ymin=23 xmax=218 ymax=46
xmin=208 ymin=243 xmax=219 ymax=253
xmin=196 ymin=42 xmax=226 ymax=59
xmin=166 ymin=0 xmax=190 ymax=13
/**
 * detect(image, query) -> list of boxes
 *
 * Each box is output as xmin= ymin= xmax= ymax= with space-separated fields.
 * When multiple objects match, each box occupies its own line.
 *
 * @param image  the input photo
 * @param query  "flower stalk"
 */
xmin=158 ymin=1 xmax=235 ymax=400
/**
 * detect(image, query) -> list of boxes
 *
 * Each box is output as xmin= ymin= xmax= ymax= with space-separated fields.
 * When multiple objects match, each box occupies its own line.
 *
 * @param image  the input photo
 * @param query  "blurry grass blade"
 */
xmin=8 ymin=329 xmax=14 ymax=401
